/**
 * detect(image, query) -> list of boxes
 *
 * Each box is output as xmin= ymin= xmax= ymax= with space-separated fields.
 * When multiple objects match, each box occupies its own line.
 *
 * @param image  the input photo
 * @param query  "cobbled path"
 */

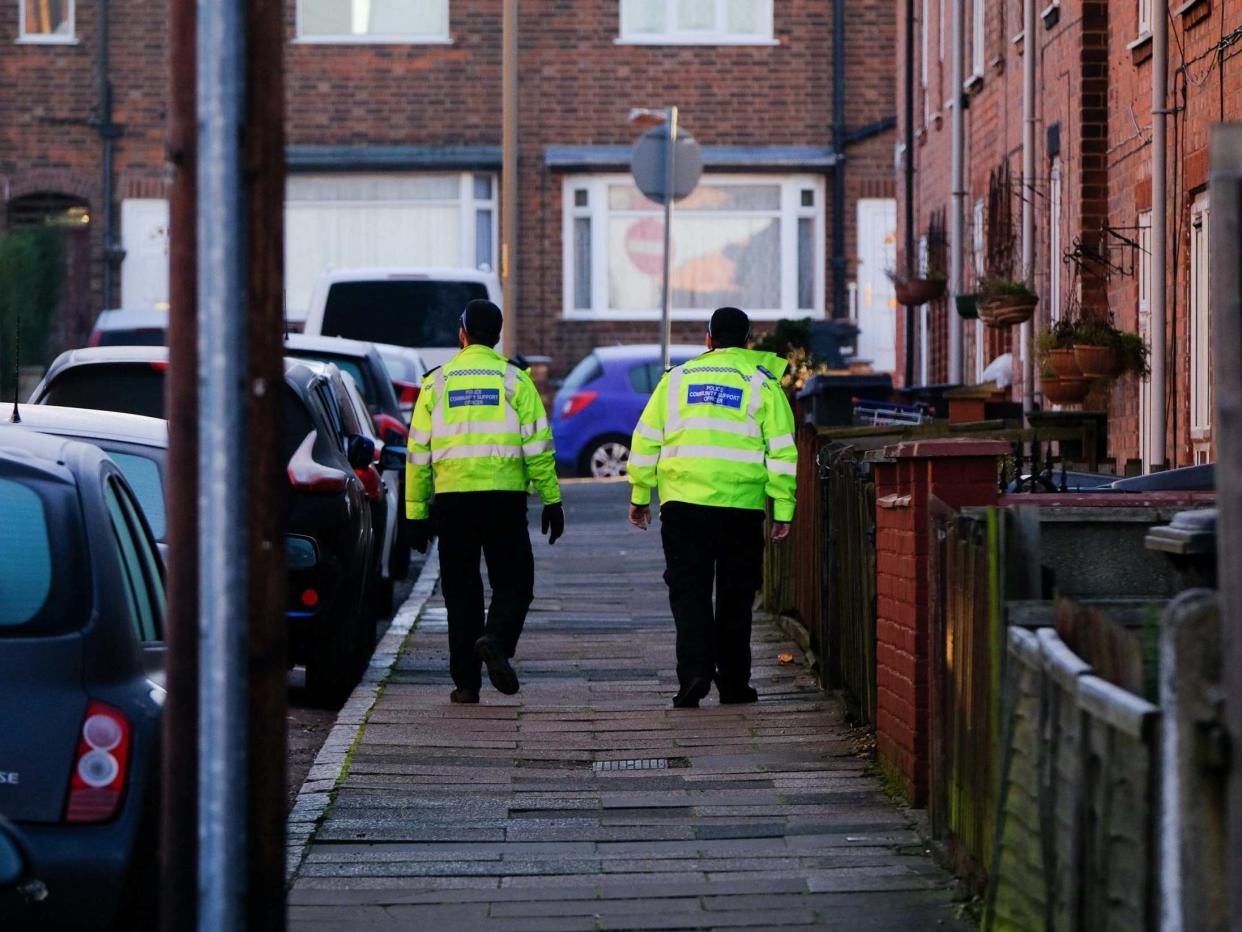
xmin=288 ymin=482 xmax=971 ymax=930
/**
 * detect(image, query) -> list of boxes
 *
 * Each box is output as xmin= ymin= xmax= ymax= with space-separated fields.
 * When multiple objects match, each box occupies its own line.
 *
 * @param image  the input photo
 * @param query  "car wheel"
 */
xmin=580 ymin=436 xmax=631 ymax=479
xmin=306 ymin=584 xmax=365 ymax=707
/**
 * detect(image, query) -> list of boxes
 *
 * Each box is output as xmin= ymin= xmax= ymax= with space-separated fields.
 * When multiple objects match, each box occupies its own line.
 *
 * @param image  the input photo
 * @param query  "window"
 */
xmin=971 ymin=0 xmax=985 ymax=78
xmin=107 ymin=452 xmax=167 ymax=542
xmin=619 ymin=0 xmax=775 ymax=45
xmin=563 ymin=174 xmax=824 ymax=321
xmin=285 ymin=172 xmax=496 ymax=311
xmin=1190 ymin=195 xmax=1212 ymax=460
xmin=297 ymin=0 xmax=450 ymax=43
xmin=1048 ymin=158 xmax=1063 ymax=322
xmin=1138 ymin=0 xmax=1153 ymax=37
xmin=19 ymin=0 xmax=75 ymax=42
xmin=1137 ymin=211 xmax=1155 ymax=470
xmin=973 ymin=198 xmax=986 ymax=379
xmin=104 ymin=478 xmax=164 ymax=643
xmin=0 ymin=479 xmax=52 ymax=627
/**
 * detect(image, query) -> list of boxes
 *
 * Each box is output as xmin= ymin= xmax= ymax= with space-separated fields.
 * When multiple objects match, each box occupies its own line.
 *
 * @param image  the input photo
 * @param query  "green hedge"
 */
xmin=0 ymin=227 xmax=62 ymax=395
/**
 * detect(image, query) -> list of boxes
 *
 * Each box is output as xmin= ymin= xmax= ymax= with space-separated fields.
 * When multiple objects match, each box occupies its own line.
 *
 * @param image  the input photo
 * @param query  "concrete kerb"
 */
xmin=285 ymin=546 xmax=442 ymax=882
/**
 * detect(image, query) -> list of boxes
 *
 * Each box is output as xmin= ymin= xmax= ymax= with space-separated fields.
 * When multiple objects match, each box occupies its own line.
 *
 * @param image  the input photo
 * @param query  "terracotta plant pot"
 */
xmin=1073 ymin=343 xmax=1117 ymax=378
xmin=893 ymin=276 xmax=948 ymax=306
xmin=1047 ymin=348 xmax=1082 ymax=379
xmin=1041 ymin=374 xmax=1091 ymax=405
xmin=955 ymin=294 xmax=980 ymax=320
xmin=978 ymin=293 xmax=1039 ymax=329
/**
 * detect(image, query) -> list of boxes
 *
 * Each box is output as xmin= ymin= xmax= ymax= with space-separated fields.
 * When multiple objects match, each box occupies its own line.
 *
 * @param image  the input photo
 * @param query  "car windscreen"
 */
xmin=321 ymin=280 xmax=489 ymax=348
xmin=41 ymin=365 xmax=166 ymax=420
xmin=98 ymin=328 xmax=167 ymax=347
xmin=562 ymin=353 xmax=604 ymax=393
xmin=286 ymin=353 xmax=371 ymax=403
xmin=0 ymin=471 xmax=88 ymax=636
xmin=107 ymin=452 xmax=166 ymax=541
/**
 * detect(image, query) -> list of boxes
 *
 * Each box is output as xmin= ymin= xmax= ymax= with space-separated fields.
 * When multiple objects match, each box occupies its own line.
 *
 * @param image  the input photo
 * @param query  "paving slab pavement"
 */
xmin=288 ymin=482 xmax=971 ymax=930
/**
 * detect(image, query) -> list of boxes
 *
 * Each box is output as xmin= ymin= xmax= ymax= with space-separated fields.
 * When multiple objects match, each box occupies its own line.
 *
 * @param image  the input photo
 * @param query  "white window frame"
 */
xmin=617 ymin=0 xmax=777 ymax=46
xmin=1048 ymin=157 xmax=1063 ymax=323
xmin=1137 ymin=210 xmax=1155 ymax=470
xmin=295 ymin=0 xmax=452 ymax=45
xmin=18 ymin=0 xmax=77 ymax=44
xmin=971 ymin=0 xmax=985 ymax=78
xmin=921 ymin=0 xmax=931 ymax=126
xmin=1190 ymin=194 xmax=1212 ymax=442
xmin=973 ymin=198 xmax=986 ymax=379
xmin=561 ymin=173 xmax=824 ymax=322
xmin=1138 ymin=0 xmax=1154 ymax=38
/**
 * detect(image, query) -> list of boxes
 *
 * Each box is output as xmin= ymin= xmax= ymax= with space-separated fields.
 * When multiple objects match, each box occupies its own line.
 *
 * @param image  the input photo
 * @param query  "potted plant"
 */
xmin=978 ymin=276 xmax=1039 ymax=328
xmin=889 ymin=269 xmax=947 ymax=306
xmin=1116 ymin=331 xmax=1151 ymax=379
xmin=1039 ymin=366 xmax=1091 ymax=405
xmin=1037 ymin=318 xmax=1081 ymax=378
xmin=1072 ymin=317 xmax=1120 ymax=377
xmin=955 ymin=293 xmax=980 ymax=320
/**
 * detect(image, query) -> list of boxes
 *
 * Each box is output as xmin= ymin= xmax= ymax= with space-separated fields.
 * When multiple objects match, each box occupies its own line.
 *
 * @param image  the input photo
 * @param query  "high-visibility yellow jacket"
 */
xmin=405 ymin=344 xmax=561 ymax=520
xmin=628 ymin=347 xmax=798 ymax=522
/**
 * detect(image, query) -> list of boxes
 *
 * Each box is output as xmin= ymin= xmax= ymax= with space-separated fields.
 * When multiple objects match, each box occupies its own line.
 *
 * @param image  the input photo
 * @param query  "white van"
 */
xmin=301 ymin=267 xmax=502 ymax=370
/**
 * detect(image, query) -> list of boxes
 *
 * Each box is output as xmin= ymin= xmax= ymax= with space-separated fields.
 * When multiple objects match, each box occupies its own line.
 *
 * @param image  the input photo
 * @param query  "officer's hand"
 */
xmin=628 ymin=504 xmax=651 ymax=531
xmin=771 ymin=522 xmax=792 ymax=542
xmin=541 ymin=503 xmax=565 ymax=545
xmin=408 ymin=519 xmax=432 ymax=554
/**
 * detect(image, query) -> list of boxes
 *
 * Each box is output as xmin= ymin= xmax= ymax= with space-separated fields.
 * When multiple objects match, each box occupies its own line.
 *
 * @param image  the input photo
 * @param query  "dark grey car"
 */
xmin=0 ymin=428 xmax=164 ymax=930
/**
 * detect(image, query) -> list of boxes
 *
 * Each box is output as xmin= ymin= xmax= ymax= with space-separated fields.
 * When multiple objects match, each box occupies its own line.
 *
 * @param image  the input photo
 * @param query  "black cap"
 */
xmin=460 ymin=299 xmax=503 ymax=344
xmin=708 ymin=307 xmax=751 ymax=348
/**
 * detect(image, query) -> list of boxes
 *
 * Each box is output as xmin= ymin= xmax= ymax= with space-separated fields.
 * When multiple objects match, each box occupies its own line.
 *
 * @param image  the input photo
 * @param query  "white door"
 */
xmin=854 ymin=198 xmax=898 ymax=374
xmin=1137 ymin=212 xmax=1156 ymax=470
xmin=1190 ymin=195 xmax=1213 ymax=464
xmin=120 ymin=199 xmax=170 ymax=310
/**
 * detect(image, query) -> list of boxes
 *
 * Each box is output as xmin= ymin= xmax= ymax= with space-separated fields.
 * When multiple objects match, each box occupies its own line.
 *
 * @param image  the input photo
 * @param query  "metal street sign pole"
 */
xmin=197 ymin=0 xmax=248 ymax=925
xmin=660 ymin=106 xmax=678 ymax=372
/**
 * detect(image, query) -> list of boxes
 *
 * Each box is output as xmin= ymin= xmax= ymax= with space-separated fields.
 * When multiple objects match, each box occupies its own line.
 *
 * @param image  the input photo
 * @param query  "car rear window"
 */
xmin=378 ymin=348 xmax=420 ymax=383
xmin=0 ymin=472 xmax=86 ymax=635
xmin=562 ymin=353 xmax=604 ymax=393
xmin=98 ymin=328 xmax=167 ymax=347
xmin=321 ymin=281 xmax=488 ymax=349
xmin=286 ymin=352 xmax=371 ymax=404
xmin=282 ymin=384 xmax=316 ymax=464
xmin=41 ymin=365 xmax=166 ymax=420
xmin=109 ymin=453 xmax=166 ymax=541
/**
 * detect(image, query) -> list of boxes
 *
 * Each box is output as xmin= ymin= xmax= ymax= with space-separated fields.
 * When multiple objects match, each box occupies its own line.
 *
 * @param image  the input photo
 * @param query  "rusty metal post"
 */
xmin=160 ymin=0 xmax=198 ymax=927
xmin=243 ymin=0 xmax=288 ymax=924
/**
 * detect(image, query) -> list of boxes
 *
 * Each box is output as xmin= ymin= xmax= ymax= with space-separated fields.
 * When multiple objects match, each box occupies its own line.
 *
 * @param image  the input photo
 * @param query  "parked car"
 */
xmin=283 ymin=334 xmax=409 ymax=443
xmin=86 ymin=308 xmax=167 ymax=348
xmin=551 ymin=344 xmax=702 ymax=478
xmin=373 ymin=342 xmax=428 ymax=419
xmin=0 ymin=428 xmax=164 ymax=930
xmin=29 ymin=347 xmax=382 ymax=705
xmin=0 ymin=405 xmax=168 ymax=549
xmin=300 ymin=266 xmax=501 ymax=370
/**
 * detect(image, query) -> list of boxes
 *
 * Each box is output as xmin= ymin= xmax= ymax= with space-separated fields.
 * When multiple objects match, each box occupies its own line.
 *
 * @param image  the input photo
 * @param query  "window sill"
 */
xmin=15 ymin=35 xmax=80 ymax=45
xmin=1176 ymin=0 xmax=1212 ymax=28
xmin=615 ymin=36 xmax=780 ymax=47
xmin=292 ymin=35 xmax=453 ymax=45
xmin=1041 ymin=1 xmax=1061 ymax=29
xmin=964 ymin=74 xmax=984 ymax=95
xmin=1128 ymin=32 xmax=1153 ymax=65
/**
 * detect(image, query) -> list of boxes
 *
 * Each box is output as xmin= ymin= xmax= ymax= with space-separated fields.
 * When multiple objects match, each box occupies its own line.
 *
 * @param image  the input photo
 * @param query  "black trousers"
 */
xmin=433 ymin=492 xmax=535 ymax=691
xmin=659 ymin=501 xmax=766 ymax=691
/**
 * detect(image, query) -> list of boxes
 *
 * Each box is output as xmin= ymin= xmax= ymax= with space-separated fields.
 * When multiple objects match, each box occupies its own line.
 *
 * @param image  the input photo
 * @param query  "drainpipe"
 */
xmin=501 ymin=0 xmax=518 ymax=356
xmin=948 ymin=0 xmax=965 ymax=383
xmin=1020 ymin=0 xmax=1036 ymax=420
xmin=831 ymin=0 xmax=847 ymax=320
xmin=1150 ymin=0 xmax=1168 ymax=470
xmin=96 ymin=0 xmax=122 ymax=310
xmin=903 ymin=0 xmax=917 ymax=386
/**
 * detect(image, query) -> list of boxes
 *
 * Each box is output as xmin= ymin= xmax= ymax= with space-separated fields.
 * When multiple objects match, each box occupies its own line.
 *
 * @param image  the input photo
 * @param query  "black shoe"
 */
xmin=450 ymin=687 xmax=480 ymax=704
xmin=672 ymin=677 xmax=712 ymax=709
xmin=475 ymin=636 xmax=520 ymax=695
xmin=718 ymin=684 xmax=759 ymax=705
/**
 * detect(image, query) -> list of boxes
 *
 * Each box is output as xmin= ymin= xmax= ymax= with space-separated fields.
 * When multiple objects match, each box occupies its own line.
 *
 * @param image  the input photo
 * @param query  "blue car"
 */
xmin=552 ymin=344 xmax=702 ymax=478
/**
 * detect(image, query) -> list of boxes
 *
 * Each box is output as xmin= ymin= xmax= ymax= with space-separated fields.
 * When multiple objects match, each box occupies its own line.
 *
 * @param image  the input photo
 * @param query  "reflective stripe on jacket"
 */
xmin=628 ymin=347 xmax=798 ymax=522
xmin=405 ymin=344 xmax=561 ymax=520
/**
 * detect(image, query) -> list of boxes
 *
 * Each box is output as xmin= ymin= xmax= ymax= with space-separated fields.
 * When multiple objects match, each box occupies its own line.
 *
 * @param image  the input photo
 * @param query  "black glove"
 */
xmin=408 ymin=519 xmax=432 ymax=554
xmin=541 ymin=503 xmax=565 ymax=545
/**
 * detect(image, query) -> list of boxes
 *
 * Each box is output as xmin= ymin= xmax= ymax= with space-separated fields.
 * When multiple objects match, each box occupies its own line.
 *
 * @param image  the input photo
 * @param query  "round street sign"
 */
xmin=631 ymin=125 xmax=704 ymax=205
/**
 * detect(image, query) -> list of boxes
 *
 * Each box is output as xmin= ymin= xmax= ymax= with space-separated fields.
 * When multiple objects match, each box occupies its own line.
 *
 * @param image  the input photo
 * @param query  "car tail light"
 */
xmin=65 ymin=701 xmax=132 ymax=823
xmin=561 ymin=390 xmax=598 ymax=418
xmin=149 ymin=360 xmax=169 ymax=372
xmin=392 ymin=380 xmax=421 ymax=407
xmin=373 ymin=412 xmax=408 ymax=441
xmin=300 ymin=589 xmax=319 ymax=608
xmin=287 ymin=431 xmax=348 ymax=493
xmin=355 ymin=466 xmax=382 ymax=500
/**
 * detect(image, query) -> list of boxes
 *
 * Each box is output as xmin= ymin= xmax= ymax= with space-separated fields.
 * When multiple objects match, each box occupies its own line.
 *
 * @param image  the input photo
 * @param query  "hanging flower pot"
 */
xmin=891 ymin=275 xmax=948 ymax=306
xmin=1041 ymin=374 xmax=1091 ymax=405
xmin=955 ymin=294 xmax=980 ymax=320
xmin=1073 ymin=343 xmax=1117 ymax=378
xmin=1047 ymin=348 xmax=1082 ymax=379
xmin=979 ymin=292 xmax=1039 ymax=329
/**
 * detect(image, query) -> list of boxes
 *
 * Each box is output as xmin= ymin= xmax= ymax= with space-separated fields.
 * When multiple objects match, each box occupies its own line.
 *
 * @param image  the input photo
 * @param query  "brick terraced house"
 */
xmin=897 ymin=0 xmax=1241 ymax=470
xmin=2 ymin=0 xmax=899 ymax=376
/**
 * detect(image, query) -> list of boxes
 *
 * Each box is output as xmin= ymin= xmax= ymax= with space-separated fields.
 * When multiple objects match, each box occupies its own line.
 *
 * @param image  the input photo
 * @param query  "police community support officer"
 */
xmin=627 ymin=307 xmax=798 ymax=709
xmin=405 ymin=299 xmax=565 ymax=704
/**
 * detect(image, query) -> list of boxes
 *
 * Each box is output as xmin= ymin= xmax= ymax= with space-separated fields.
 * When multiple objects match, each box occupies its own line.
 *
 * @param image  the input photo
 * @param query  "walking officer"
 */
xmin=627 ymin=307 xmax=797 ymax=709
xmin=405 ymin=299 xmax=565 ymax=704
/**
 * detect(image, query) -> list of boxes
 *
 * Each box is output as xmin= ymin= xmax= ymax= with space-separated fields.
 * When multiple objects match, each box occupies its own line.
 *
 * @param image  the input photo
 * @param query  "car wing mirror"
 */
xmin=346 ymin=435 xmax=376 ymax=470
xmin=379 ymin=445 xmax=406 ymax=472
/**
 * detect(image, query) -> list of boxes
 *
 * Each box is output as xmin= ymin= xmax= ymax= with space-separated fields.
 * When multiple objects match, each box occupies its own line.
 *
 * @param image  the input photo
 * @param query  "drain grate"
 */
xmin=593 ymin=758 xmax=668 ymax=772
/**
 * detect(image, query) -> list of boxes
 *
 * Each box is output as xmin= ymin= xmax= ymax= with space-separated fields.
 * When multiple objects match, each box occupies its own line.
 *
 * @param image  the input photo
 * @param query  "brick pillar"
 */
xmin=869 ymin=439 xmax=1009 ymax=805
